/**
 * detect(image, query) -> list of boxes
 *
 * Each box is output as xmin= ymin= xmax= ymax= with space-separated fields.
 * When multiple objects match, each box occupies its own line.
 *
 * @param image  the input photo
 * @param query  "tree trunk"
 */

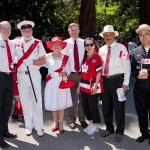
xmin=139 ymin=0 xmax=150 ymax=25
xmin=79 ymin=0 xmax=96 ymax=38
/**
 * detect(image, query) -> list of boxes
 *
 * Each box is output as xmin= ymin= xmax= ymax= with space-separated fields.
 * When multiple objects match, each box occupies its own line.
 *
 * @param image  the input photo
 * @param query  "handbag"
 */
xmin=59 ymin=76 xmax=74 ymax=89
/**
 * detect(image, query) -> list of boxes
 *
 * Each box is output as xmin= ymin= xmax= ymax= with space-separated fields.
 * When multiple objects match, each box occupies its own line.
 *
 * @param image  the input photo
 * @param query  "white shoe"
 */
xmin=86 ymin=124 xmax=99 ymax=135
xmin=37 ymin=130 xmax=44 ymax=137
xmin=26 ymin=129 xmax=32 ymax=136
xmin=83 ymin=124 xmax=92 ymax=133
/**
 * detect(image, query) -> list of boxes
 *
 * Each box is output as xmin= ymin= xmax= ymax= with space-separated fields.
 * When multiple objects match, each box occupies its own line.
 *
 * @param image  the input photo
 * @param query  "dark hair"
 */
xmin=82 ymin=37 xmax=96 ymax=63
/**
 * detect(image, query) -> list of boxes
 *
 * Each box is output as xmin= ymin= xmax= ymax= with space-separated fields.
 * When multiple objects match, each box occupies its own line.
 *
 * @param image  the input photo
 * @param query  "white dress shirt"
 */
xmin=99 ymin=41 xmax=131 ymax=85
xmin=62 ymin=37 xmax=85 ymax=72
xmin=0 ymin=35 xmax=15 ymax=72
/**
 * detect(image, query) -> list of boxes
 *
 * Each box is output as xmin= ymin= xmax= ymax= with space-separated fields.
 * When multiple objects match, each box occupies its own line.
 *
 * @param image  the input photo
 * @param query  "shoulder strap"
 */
xmin=16 ymin=40 xmax=39 ymax=70
xmin=55 ymin=55 xmax=69 ymax=72
xmin=46 ymin=55 xmax=69 ymax=83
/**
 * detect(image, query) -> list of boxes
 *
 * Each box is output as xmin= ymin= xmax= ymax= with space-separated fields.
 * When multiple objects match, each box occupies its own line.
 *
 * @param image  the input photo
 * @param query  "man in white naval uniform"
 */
xmin=14 ymin=20 xmax=46 ymax=137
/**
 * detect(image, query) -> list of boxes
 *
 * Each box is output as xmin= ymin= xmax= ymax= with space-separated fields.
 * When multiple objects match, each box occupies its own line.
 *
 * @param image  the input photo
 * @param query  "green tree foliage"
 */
xmin=0 ymin=0 xmax=140 ymax=40
xmin=96 ymin=0 xmax=139 ymax=39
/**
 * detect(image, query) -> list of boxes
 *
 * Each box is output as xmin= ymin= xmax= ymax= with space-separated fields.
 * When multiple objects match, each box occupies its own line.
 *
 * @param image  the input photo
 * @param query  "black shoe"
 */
xmin=11 ymin=114 xmax=18 ymax=120
xmin=136 ymin=135 xmax=149 ymax=143
xmin=68 ymin=122 xmax=76 ymax=129
xmin=3 ymin=132 xmax=17 ymax=138
xmin=18 ymin=116 xmax=24 ymax=122
xmin=0 ymin=139 xmax=9 ymax=149
xmin=80 ymin=121 xmax=88 ymax=128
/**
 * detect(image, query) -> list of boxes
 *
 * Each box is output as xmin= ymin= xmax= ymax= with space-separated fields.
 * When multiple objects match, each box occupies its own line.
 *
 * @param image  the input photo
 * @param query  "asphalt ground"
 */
xmin=2 ymin=75 xmax=150 ymax=150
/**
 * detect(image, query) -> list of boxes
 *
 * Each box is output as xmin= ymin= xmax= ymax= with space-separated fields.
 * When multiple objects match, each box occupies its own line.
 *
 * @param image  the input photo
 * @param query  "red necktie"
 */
xmin=74 ymin=40 xmax=80 ymax=72
xmin=104 ymin=46 xmax=111 ymax=75
xmin=4 ymin=40 xmax=14 ymax=72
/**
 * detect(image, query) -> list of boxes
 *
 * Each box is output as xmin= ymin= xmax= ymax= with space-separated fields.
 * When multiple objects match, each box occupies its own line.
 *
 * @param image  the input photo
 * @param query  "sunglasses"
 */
xmin=85 ymin=43 xmax=94 ymax=47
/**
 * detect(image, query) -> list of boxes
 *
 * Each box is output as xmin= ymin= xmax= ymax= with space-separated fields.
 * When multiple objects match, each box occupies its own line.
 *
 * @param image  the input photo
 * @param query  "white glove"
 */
xmin=51 ymin=72 xmax=59 ymax=78
xmin=23 ymin=59 xmax=33 ymax=66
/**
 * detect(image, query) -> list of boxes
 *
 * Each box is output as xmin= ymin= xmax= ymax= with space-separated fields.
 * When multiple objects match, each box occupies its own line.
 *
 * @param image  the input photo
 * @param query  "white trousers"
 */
xmin=17 ymin=71 xmax=43 ymax=131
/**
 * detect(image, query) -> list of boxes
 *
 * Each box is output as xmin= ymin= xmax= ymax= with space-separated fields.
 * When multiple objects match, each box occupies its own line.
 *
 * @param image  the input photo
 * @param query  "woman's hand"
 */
xmin=91 ymin=84 xmax=97 ymax=95
xmin=59 ymin=72 xmax=67 ymax=77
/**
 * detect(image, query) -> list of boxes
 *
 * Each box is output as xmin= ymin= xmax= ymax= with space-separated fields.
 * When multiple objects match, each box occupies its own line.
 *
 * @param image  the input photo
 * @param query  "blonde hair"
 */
xmin=68 ymin=23 xmax=79 ymax=31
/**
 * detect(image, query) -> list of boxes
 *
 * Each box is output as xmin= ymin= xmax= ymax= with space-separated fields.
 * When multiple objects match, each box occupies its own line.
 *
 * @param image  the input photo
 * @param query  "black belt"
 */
xmin=71 ymin=72 xmax=81 ymax=75
xmin=0 ymin=71 xmax=11 ymax=75
xmin=103 ymin=73 xmax=124 ymax=78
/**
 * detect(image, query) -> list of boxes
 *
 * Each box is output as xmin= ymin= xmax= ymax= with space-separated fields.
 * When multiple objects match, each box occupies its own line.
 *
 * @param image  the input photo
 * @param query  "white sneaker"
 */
xmin=86 ymin=124 xmax=99 ymax=135
xmin=37 ymin=130 xmax=44 ymax=137
xmin=26 ymin=129 xmax=32 ymax=136
xmin=83 ymin=124 xmax=92 ymax=133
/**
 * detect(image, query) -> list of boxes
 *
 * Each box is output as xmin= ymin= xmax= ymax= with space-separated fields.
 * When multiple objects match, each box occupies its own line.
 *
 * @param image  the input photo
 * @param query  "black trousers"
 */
xmin=102 ymin=75 xmax=125 ymax=134
xmin=0 ymin=72 xmax=13 ymax=140
xmin=81 ymin=91 xmax=101 ymax=123
xmin=134 ymin=86 xmax=150 ymax=136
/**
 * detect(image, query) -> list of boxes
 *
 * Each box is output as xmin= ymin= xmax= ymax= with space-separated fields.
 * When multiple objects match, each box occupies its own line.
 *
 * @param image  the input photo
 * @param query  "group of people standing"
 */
xmin=0 ymin=19 xmax=150 ymax=149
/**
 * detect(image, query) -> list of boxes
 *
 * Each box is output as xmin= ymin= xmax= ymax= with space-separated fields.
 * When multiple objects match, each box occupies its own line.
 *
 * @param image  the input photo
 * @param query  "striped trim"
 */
xmin=80 ymin=82 xmax=91 ymax=89
xmin=96 ymin=66 xmax=102 ymax=72
xmin=80 ymin=82 xmax=101 ymax=93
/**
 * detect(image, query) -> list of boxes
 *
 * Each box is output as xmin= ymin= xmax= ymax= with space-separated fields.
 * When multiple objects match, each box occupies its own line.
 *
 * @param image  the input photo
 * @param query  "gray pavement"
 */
xmin=3 ymin=75 xmax=150 ymax=150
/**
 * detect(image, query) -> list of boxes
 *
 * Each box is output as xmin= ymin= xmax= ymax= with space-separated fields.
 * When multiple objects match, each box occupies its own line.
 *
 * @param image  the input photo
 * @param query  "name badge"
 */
xmin=0 ymin=45 xmax=5 ymax=48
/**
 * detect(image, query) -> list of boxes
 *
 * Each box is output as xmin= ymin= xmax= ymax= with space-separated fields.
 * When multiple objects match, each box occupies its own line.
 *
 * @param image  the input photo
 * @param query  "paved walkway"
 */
xmin=3 ymin=75 xmax=150 ymax=150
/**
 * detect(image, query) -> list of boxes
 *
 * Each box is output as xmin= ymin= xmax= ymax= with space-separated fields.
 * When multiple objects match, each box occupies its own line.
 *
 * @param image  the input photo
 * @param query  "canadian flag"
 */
xmin=119 ymin=51 xmax=130 ymax=59
xmin=141 ymin=58 xmax=150 ymax=64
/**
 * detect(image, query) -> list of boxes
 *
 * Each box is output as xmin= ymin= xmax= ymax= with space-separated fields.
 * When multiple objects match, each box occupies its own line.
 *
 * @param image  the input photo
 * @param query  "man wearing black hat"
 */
xmin=13 ymin=20 xmax=46 ymax=137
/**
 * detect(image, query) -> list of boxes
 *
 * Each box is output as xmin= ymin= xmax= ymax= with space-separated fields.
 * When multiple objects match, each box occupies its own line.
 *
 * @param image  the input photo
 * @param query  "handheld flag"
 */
xmin=141 ymin=58 xmax=150 ymax=64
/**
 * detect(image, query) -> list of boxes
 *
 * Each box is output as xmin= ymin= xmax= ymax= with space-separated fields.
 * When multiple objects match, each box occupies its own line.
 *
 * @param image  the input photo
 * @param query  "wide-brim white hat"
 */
xmin=17 ymin=20 xmax=35 ymax=30
xmin=99 ymin=25 xmax=119 ymax=37
xmin=136 ymin=24 xmax=150 ymax=34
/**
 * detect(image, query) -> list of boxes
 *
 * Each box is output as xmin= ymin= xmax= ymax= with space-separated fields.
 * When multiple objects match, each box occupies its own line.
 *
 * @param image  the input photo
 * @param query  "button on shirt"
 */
xmin=99 ymin=41 xmax=131 ymax=85
xmin=13 ymin=37 xmax=46 ymax=72
xmin=62 ymin=37 xmax=85 ymax=72
xmin=0 ymin=35 xmax=15 ymax=72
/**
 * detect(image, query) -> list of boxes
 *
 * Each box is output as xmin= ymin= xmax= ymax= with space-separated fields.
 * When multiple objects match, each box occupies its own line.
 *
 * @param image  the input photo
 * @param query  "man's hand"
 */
xmin=122 ymin=85 xmax=129 ymax=92
xmin=138 ymin=69 xmax=149 ymax=79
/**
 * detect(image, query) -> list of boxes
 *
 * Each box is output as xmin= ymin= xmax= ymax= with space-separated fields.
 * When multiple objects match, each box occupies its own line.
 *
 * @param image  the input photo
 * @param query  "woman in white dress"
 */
xmin=44 ymin=36 xmax=72 ymax=134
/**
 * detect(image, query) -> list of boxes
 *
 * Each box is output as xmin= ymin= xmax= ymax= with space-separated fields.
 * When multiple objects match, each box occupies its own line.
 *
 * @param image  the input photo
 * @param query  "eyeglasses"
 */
xmin=85 ymin=43 xmax=94 ymax=47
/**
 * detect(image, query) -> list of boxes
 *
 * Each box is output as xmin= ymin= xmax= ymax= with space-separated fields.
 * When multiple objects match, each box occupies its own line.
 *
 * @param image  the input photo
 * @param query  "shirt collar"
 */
xmin=0 ymin=35 xmax=10 ymax=43
xmin=106 ymin=41 xmax=116 ymax=49
xmin=70 ymin=37 xmax=79 ymax=42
